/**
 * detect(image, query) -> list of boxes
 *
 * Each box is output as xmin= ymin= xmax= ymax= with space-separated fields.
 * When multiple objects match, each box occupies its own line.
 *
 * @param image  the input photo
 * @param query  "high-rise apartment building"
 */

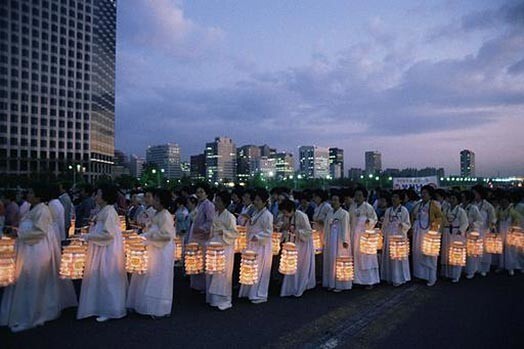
xmin=237 ymin=144 xmax=261 ymax=182
xmin=146 ymin=143 xmax=182 ymax=179
xmin=0 ymin=0 xmax=117 ymax=181
xmin=329 ymin=147 xmax=344 ymax=179
xmin=460 ymin=149 xmax=476 ymax=177
xmin=205 ymin=136 xmax=236 ymax=183
xmin=299 ymin=145 xmax=329 ymax=179
xmin=365 ymin=151 xmax=382 ymax=175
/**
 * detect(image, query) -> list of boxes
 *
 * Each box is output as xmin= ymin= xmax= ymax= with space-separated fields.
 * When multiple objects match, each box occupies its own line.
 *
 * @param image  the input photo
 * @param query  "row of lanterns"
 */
xmin=59 ymin=238 xmax=87 ymax=279
xmin=0 ymin=237 xmax=16 ymax=287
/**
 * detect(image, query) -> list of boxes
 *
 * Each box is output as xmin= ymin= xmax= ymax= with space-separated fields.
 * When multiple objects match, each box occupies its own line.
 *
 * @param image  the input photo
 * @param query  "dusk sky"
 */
xmin=115 ymin=0 xmax=524 ymax=177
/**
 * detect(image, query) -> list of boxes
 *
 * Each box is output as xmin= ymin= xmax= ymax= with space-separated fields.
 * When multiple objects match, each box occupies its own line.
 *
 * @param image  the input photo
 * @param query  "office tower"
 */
xmin=205 ymin=136 xmax=236 ymax=183
xmin=460 ymin=149 xmax=476 ymax=177
xmin=329 ymin=147 xmax=344 ymax=179
xmin=146 ymin=143 xmax=182 ymax=179
xmin=299 ymin=145 xmax=329 ymax=179
xmin=365 ymin=151 xmax=382 ymax=175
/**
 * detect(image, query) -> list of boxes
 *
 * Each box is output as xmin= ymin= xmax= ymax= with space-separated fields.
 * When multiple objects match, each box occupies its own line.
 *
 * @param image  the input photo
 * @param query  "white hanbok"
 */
xmin=463 ymin=203 xmax=483 ymax=276
xmin=206 ymin=209 xmax=238 ymax=308
xmin=0 ymin=203 xmax=61 ymax=332
xmin=323 ymin=207 xmax=352 ymax=290
xmin=188 ymin=199 xmax=214 ymax=292
xmin=475 ymin=200 xmax=497 ymax=273
xmin=127 ymin=209 xmax=175 ymax=316
xmin=239 ymin=207 xmax=273 ymax=302
xmin=440 ymin=205 xmax=468 ymax=281
xmin=412 ymin=200 xmax=441 ymax=284
xmin=380 ymin=205 xmax=411 ymax=285
xmin=350 ymin=202 xmax=379 ymax=285
xmin=281 ymin=210 xmax=315 ymax=297
xmin=495 ymin=206 xmax=522 ymax=271
xmin=77 ymin=205 xmax=127 ymax=320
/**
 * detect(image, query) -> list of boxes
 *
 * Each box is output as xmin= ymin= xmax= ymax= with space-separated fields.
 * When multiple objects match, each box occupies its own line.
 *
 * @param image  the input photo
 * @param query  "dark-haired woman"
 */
xmin=77 ymin=185 xmax=127 ymax=322
xmin=279 ymin=199 xmax=315 ymax=297
xmin=0 ymin=185 xmax=61 ymax=332
xmin=412 ymin=185 xmax=443 ymax=287
xmin=472 ymin=186 xmax=496 ymax=276
xmin=239 ymin=189 xmax=274 ymax=304
xmin=127 ymin=190 xmax=175 ymax=317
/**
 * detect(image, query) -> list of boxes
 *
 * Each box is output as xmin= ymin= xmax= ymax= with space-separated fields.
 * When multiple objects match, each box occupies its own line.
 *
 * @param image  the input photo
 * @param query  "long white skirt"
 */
xmin=323 ymin=229 xmax=352 ymax=290
xmin=380 ymin=231 xmax=410 ymax=285
xmin=440 ymin=232 xmax=464 ymax=280
xmin=77 ymin=232 xmax=128 ymax=319
xmin=281 ymin=238 xmax=316 ymax=297
xmin=189 ymin=237 xmax=207 ymax=292
xmin=353 ymin=226 xmax=380 ymax=285
xmin=239 ymin=238 xmax=273 ymax=301
xmin=0 ymin=237 xmax=61 ymax=331
xmin=206 ymin=244 xmax=235 ymax=307
xmin=412 ymin=226 xmax=437 ymax=283
xmin=127 ymin=240 xmax=174 ymax=316
xmin=49 ymin=223 xmax=78 ymax=310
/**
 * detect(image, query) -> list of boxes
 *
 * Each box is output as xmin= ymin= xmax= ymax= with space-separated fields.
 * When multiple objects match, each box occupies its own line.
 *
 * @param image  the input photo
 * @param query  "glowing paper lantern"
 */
xmin=360 ymin=230 xmax=379 ymax=255
xmin=507 ymin=227 xmax=524 ymax=250
xmin=466 ymin=232 xmax=484 ymax=257
xmin=234 ymin=226 xmax=248 ymax=253
xmin=125 ymin=236 xmax=148 ymax=274
xmin=389 ymin=236 xmax=410 ymax=260
xmin=375 ymin=228 xmax=384 ymax=251
xmin=174 ymin=236 xmax=183 ymax=262
xmin=184 ymin=242 xmax=204 ymax=275
xmin=335 ymin=256 xmax=354 ymax=282
xmin=448 ymin=241 xmax=466 ymax=266
xmin=279 ymin=242 xmax=298 ymax=275
xmin=272 ymin=232 xmax=282 ymax=256
xmin=485 ymin=233 xmax=503 ymax=254
xmin=239 ymin=250 xmax=258 ymax=285
xmin=205 ymin=242 xmax=226 ymax=274
xmin=0 ymin=237 xmax=16 ymax=287
xmin=59 ymin=240 xmax=87 ymax=279
xmin=422 ymin=231 xmax=442 ymax=257
xmin=312 ymin=230 xmax=323 ymax=255
xmin=118 ymin=215 xmax=127 ymax=232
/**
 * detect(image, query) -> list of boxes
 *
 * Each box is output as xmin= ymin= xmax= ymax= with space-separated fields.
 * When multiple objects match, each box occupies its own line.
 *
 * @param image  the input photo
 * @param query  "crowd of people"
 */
xmin=0 ymin=181 xmax=523 ymax=333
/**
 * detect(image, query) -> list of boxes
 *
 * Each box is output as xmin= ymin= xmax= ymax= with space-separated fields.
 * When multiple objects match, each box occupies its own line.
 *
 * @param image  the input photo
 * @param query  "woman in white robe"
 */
xmin=496 ymin=195 xmax=522 ymax=275
xmin=279 ymin=199 xmax=315 ymax=297
xmin=440 ymin=192 xmax=469 ymax=283
xmin=323 ymin=192 xmax=352 ymax=292
xmin=127 ymin=189 xmax=175 ymax=317
xmin=239 ymin=189 xmax=274 ymax=304
xmin=0 ymin=186 xmax=61 ymax=332
xmin=380 ymin=192 xmax=411 ymax=286
xmin=77 ymin=184 xmax=127 ymax=322
xmin=472 ymin=186 xmax=497 ymax=276
xmin=349 ymin=187 xmax=379 ymax=288
xmin=206 ymin=191 xmax=238 ymax=310
xmin=461 ymin=190 xmax=484 ymax=279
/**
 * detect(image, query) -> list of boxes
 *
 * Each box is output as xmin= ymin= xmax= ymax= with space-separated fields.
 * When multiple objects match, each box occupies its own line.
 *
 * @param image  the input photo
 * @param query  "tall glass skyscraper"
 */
xmin=0 ymin=0 xmax=117 ymax=182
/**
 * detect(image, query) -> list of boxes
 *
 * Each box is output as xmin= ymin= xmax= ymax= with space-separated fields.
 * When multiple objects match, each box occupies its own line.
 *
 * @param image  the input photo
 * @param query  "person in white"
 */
xmin=461 ymin=190 xmax=484 ymax=279
xmin=77 ymin=184 xmax=128 ymax=322
xmin=440 ymin=192 xmax=469 ymax=283
xmin=58 ymin=183 xmax=74 ymax=237
xmin=411 ymin=185 xmax=443 ymax=287
xmin=495 ymin=194 xmax=522 ymax=276
xmin=0 ymin=185 xmax=61 ymax=332
xmin=206 ymin=191 xmax=238 ymax=310
xmin=239 ymin=189 xmax=274 ymax=304
xmin=380 ymin=191 xmax=411 ymax=287
xmin=349 ymin=187 xmax=379 ymax=289
xmin=472 ymin=185 xmax=497 ymax=276
xmin=136 ymin=189 xmax=156 ymax=231
xmin=279 ymin=199 xmax=315 ymax=297
xmin=323 ymin=191 xmax=352 ymax=292
xmin=127 ymin=189 xmax=175 ymax=318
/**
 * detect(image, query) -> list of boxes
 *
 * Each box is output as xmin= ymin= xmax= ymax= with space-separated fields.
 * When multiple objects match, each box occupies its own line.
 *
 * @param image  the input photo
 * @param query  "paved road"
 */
xmin=1 ymin=266 xmax=523 ymax=349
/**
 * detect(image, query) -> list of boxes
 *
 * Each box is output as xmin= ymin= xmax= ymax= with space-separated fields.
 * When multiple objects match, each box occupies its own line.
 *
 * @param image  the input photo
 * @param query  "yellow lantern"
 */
xmin=389 ymin=236 xmax=410 ymax=260
xmin=335 ymin=256 xmax=354 ymax=282
xmin=360 ymin=230 xmax=379 ymax=255
xmin=59 ymin=240 xmax=87 ymax=279
xmin=125 ymin=236 xmax=148 ymax=274
xmin=466 ymin=232 xmax=484 ymax=257
xmin=68 ymin=218 xmax=75 ymax=237
xmin=312 ymin=230 xmax=323 ymax=255
xmin=485 ymin=233 xmax=503 ymax=254
xmin=173 ymin=236 xmax=183 ymax=262
xmin=448 ymin=241 xmax=466 ymax=266
xmin=235 ymin=226 xmax=248 ymax=253
xmin=507 ymin=227 xmax=524 ymax=250
xmin=184 ymin=242 xmax=204 ymax=275
xmin=0 ymin=237 xmax=16 ymax=287
xmin=122 ymin=229 xmax=139 ymax=256
xmin=118 ymin=215 xmax=127 ymax=232
xmin=422 ymin=230 xmax=441 ymax=256
xmin=272 ymin=232 xmax=282 ymax=255
xmin=375 ymin=228 xmax=384 ymax=250
xmin=205 ymin=242 xmax=226 ymax=274
xmin=239 ymin=250 xmax=259 ymax=285
xmin=279 ymin=242 xmax=298 ymax=275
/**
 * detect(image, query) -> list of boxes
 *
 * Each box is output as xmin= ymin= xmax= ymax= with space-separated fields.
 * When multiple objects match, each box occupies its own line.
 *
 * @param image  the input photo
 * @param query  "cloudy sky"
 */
xmin=115 ymin=0 xmax=524 ymax=177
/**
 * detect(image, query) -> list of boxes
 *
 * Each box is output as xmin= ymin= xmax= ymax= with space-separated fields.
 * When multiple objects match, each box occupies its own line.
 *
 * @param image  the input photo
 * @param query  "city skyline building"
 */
xmin=146 ymin=143 xmax=182 ymax=179
xmin=273 ymin=152 xmax=294 ymax=179
xmin=0 ymin=0 xmax=117 ymax=181
xmin=190 ymin=153 xmax=206 ymax=181
xmin=329 ymin=147 xmax=344 ymax=179
xmin=129 ymin=153 xmax=144 ymax=179
xmin=299 ymin=145 xmax=330 ymax=179
xmin=365 ymin=151 xmax=382 ymax=175
xmin=460 ymin=149 xmax=476 ymax=177
xmin=205 ymin=136 xmax=236 ymax=183
xmin=237 ymin=144 xmax=261 ymax=182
